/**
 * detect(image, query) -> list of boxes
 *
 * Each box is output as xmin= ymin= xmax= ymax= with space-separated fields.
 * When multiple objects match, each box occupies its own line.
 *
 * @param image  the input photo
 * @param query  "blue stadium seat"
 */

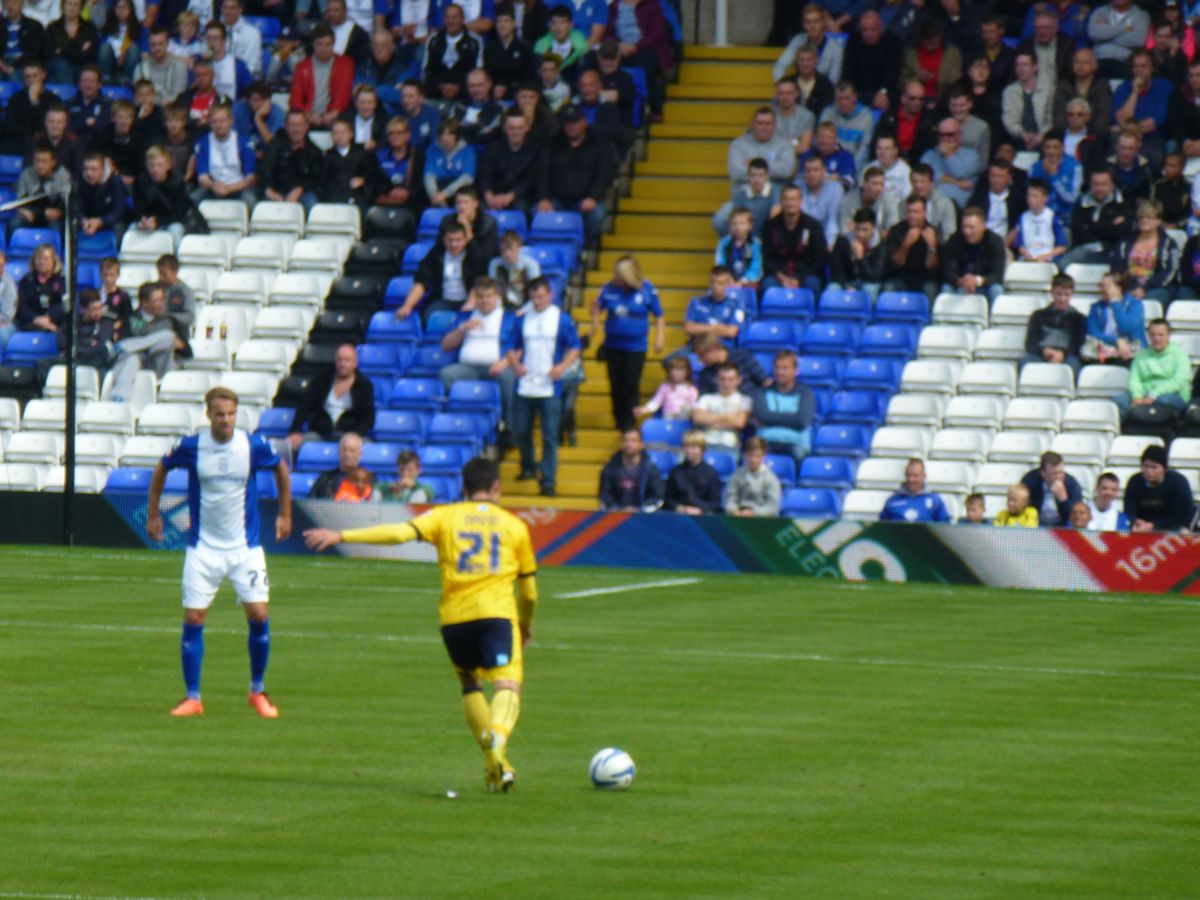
xmin=727 ymin=285 xmax=758 ymax=319
xmin=0 ymin=156 xmax=22 ymax=186
xmin=255 ymin=470 xmax=279 ymax=499
xmin=295 ymin=441 xmax=340 ymax=472
xmin=383 ymin=275 xmax=415 ymax=309
xmin=752 ymin=351 xmax=775 ymax=376
xmin=780 ymin=487 xmax=842 ymax=519
xmin=743 ymin=320 xmax=800 ymax=353
xmin=797 ymin=456 xmax=857 ymax=491
xmin=361 ymin=441 xmax=404 ymax=475
xmin=623 ymin=64 xmax=646 ymax=126
xmin=489 ymin=209 xmax=527 ymax=239
xmin=366 ymin=310 xmax=421 ymax=345
xmin=642 ymin=418 xmax=687 ymax=448
xmin=0 ymin=81 xmax=20 ymax=105
xmin=388 ymin=377 xmax=444 ymax=412
xmin=4 ymin=331 xmax=58 ymax=365
xmin=103 ymin=467 xmax=152 ymax=495
xmin=417 ymin=207 xmax=455 ymax=240
xmin=46 ymin=84 xmax=77 ymax=103
xmin=809 ymin=387 xmax=832 ymax=422
xmin=162 ymin=469 xmax=189 ymax=493
xmin=817 ymin=287 xmax=871 ymax=323
xmin=401 ymin=241 xmax=433 ymax=274
xmin=858 ymin=324 xmax=916 ymax=359
xmin=371 ymin=409 xmax=428 ymax=443
xmin=406 ymin=345 xmax=455 ymax=378
xmin=77 ymin=230 xmax=117 ymax=263
xmin=290 ymin=471 xmax=318 ymax=498
xmin=100 ymin=85 xmax=133 ymax=103
xmin=763 ymin=454 xmax=797 ymax=487
xmin=9 ymin=227 xmax=62 ymax=258
xmin=840 ymin=357 xmax=900 ymax=392
xmin=828 ymin=390 xmax=886 ymax=426
xmin=0 ymin=187 xmax=15 ymax=221
xmin=446 ymin=380 xmax=501 ymax=416
xmin=812 ymin=424 xmax=871 ymax=459
xmin=647 ymin=449 xmax=677 ymax=475
xmin=357 ymin=343 xmax=411 ymax=378
xmin=424 ymin=473 xmax=462 ymax=501
xmin=428 ymin=411 xmax=487 ymax=447
xmin=802 ymin=321 xmax=860 ymax=357
xmin=873 ymin=291 xmax=930 ymax=324
xmin=704 ymin=452 xmax=737 ymax=480
xmin=376 ymin=85 xmax=401 ymax=112
xmin=245 ymin=14 xmax=281 ymax=42
xmin=78 ymin=262 xmax=100 ymax=288
xmin=759 ymin=287 xmax=813 ymax=321
xmin=795 ymin=355 xmax=843 ymax=390
xmin=529 ymin=211 xmax=582 ymax=266
xmin=423 ymin=310 xmax=458 ymax=346
xmin=6 ymin=260 xmax=26 ymax=282
xmin=419 ymin=444 xmax=470 ymax=475
xmin=255 ymin=407 xmax=294 ymax=438
xmin=371 ymin=376 xmax=392 ymax=407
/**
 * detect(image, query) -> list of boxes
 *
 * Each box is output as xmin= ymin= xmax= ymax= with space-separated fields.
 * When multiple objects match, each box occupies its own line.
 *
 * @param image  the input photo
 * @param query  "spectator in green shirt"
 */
xmin=1114 ymin=318 xmax=1192 ymax=417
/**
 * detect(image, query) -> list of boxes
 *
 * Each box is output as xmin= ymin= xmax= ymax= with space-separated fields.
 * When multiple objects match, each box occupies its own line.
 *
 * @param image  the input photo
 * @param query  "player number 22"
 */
xmin=456 ymin=531 xmax=500 ymax=573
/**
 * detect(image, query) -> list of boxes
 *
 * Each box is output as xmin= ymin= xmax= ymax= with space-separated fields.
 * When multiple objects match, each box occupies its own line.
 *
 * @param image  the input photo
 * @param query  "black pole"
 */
xmin=62 ymin=182 xmax=76 ymax=546
xmin=693 ymin=0 xmax=701 ymax=45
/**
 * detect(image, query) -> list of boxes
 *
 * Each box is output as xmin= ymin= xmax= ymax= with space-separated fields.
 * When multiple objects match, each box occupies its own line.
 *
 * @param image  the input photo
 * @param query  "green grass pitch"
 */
xmin=1 ymin=544 xmax=1198 ymax=899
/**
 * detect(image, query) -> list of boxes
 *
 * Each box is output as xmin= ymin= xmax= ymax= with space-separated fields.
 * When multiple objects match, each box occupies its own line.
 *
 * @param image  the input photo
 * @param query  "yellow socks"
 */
xmin=463 ymin=690 xmax=491 ymax=748
xmin=489 ymin=688 xmax=521 ymax=744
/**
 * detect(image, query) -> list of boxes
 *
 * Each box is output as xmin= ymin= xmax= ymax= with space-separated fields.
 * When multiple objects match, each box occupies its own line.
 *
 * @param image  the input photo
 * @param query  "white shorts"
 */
xmin=182 ymin=544 xmax=270 ymax=610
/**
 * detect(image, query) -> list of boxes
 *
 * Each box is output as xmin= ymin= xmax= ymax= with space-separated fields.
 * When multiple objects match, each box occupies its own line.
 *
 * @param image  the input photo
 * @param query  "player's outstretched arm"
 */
xmin=304 ymin=528 xmax=344 ymax=552
xmin=146 ymin=463 xmax=168 ymax=543
xmin=274 ymin=462 xmax=293 ymax=541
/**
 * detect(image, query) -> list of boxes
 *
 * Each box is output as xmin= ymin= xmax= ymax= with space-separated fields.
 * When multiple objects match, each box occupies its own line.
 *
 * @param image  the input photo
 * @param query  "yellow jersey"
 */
xmin=342 ymin=501 xmax=538 ymax=626
xmin=993 ymin=507 xmax=1039 ymax=528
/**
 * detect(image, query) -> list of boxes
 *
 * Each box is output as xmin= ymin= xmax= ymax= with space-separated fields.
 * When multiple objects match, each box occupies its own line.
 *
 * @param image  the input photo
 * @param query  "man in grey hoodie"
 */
xmin=725 ymin=436 xmax=782 ymax=517
xmin=819 ymin=82 xmax=877 ymax=173
xmin=727 ymin=107 xmax=796 ymax=189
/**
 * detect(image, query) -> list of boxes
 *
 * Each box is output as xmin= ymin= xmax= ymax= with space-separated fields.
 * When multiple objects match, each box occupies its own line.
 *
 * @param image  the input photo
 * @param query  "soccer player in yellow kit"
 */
xmin=304 ymin=457 xmax=537 ymax=792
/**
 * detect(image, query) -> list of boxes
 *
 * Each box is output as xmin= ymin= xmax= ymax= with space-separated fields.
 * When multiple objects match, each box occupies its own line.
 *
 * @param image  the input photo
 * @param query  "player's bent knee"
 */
xmin=493 ymin=679 xmax=521 ymax=694
xmin=243 ymin=602 xmax=269 ymax=622
xmin=184 ymin=609 xmax=208 ymax=625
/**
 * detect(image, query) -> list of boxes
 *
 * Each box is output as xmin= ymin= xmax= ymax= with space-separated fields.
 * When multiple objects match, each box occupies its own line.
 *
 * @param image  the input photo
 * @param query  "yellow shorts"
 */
xmin=440 ymin=617 xmax=523 ymax=684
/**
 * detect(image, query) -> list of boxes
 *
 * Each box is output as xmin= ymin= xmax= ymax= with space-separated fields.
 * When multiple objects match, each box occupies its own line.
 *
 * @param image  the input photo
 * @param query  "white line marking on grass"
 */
xmin=3 ymin=618 xmax=1198 ymax=684
xmin=555 ymin=577 xmax=702 ymax=599
xmin=0 ymin=572 xmax=441 ymax=596
xmin=0 ymin=892 xmax=182 ymax=900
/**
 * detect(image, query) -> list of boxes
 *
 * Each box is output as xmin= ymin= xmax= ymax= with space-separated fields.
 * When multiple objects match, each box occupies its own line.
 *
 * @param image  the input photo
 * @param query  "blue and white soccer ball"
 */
xmin=589 ymin=747 xmax=635 ymax=790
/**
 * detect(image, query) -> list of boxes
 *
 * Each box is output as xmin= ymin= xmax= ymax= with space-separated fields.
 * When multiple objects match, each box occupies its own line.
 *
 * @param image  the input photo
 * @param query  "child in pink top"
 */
xmin=635 ymin=356 xmax=700 ymax=420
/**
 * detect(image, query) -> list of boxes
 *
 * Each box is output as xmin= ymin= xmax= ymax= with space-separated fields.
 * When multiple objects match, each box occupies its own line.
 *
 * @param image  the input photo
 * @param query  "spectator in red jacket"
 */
xmin=604 ymin=0 xmax=672 ymax=118
xmin=290 ymin=23 xmax=355 ymax=129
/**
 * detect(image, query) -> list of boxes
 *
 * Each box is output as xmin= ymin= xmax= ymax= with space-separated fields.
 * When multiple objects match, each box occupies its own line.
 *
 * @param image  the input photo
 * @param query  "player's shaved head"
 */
xmin=462 ymin=457 xmax=500 ymax=498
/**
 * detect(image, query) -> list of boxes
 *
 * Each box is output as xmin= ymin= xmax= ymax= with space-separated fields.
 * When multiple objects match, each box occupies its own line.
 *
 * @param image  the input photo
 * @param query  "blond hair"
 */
xmin=205 ymin=386 xmax=239 ymax=410
xmin=613 ymin=255 xmax=643 ymax=290
xmin=682 ymin=430 xmax=707 ymax=449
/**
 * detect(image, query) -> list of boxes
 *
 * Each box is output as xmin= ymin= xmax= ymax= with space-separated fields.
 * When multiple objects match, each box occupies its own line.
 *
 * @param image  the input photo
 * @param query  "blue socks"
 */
xmin=181 ymin=622 xmax=205 ymax=700
xmin=248 ymin=618 xmax=270 ymax=694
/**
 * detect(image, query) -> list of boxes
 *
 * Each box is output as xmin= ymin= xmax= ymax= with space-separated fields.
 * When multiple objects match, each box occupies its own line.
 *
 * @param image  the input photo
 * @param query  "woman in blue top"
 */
xmin=589 ymin=255 xmax=664 ymax=431
xmin=375 ymin=116 xmax=424 ymax=233
xmin=1083 ymin=271 xmax=1147 ymax=365
xmin=423 ymin=119 xmax=477 ymax=207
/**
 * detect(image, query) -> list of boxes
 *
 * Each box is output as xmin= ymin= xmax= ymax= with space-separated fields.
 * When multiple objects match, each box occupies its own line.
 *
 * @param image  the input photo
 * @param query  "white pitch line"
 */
xmin=0 ymin=892 xmax=181 ymax=900
xmin=555 ymin=577 xmax=702 ymax=599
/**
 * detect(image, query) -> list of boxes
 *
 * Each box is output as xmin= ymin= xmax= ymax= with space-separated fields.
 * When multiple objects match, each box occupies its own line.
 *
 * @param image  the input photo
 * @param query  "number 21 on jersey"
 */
xmin=456 ymin=531 xmax=501 ymax=573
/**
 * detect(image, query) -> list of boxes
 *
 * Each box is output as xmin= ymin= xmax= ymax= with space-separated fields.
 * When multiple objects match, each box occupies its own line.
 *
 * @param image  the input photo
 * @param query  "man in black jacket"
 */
xmin=318 ymin=118 xmax=378 ymax=211
xmin=842 ymin=11 xmax=902 ymax=113
xmin=573 ymin=68 xmax=625 ymax=160
xmin=0 ymin=0 xmax=42 ymax=82
xmin=536 ymin=108 xmax=609 ymax=245
xmin=1062 ymin=167 xmax=1135 ymax=266
xmin=663 ymin=430 xmax=722 ymax=515
xmin=483 ymin=5 xmax=534 ymax=99
xmin=1021 ymin=272 xmax=1086 ymax=375
xmin=1020 ymin=450 xmax=1084 ymax=528
xmin=78 ymin=151 xmax=128 ymax=241
xmin=1125 ymin=444 xmax=1196 ymax=533
xmin=598 ymin=428 xmax=665 ymax=511
xmin=477 ymin=109 xmax=543 ymax=217
xmin=967 ymin=159 xmax=1026 ymax=244
xmin=940 ymin=207 xmax=1006 ymax=303
xmin=394 ymin=221 xmax=489 ymax=322
xmin=1016 ymin=10 xmax=1076 ymax=89
xmin=423 ymin=2 xmax=482 ymax=97
xmin=287 ymin=343 xmax=375 ymax=450
xmin=760 ymin=184 xmax=827 ymax=295
xmin=309 ymin=432 xmax=371 ymax=499
xmin=459 ymin=68 xmax=505 ymax=148
xmin=1 ymin=58 xmax=57 ymax=154
xmin=261 ymin=109 xmax=323 ymax=211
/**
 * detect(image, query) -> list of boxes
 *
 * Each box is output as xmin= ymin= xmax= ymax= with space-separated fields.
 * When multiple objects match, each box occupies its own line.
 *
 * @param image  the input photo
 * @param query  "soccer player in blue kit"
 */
xmin=147 ymin=387 xmax=292 ymax=718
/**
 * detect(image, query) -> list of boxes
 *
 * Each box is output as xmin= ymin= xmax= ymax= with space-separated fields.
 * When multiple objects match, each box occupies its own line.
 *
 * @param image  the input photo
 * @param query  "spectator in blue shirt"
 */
xmin=684 ymin=265 xmax=746 ymax=351
xmin=715 ymin=208 xmax=763 ymax=287
xmin=751 ymin=349 xmax=814 ymax=465
xmin=1084 ymin=271 xmax=1146 ymax=363
xmin=1028 ymin=130 xmax=1082 ymax=218
xmin=589 ymin=254 xmax=664 ymax=432
xmin=191 ymin=101 xmax=258 ymax=206
xmin=67 ymin=65 xmax=110 ymax=142
xmin=399 ymin=77 xmax=440 ymax=149
xmin=423 ymin=117 xmax=475 ymax=206
xmin=919 ymin=117 xmax=980 ymax=210
xmin=798 ymin=154 xmax=843 ymax=248
xmin=1112 ymin=49 xmax=1174 ymax=167
xmin=233 ymin=82 xmax=284 ymax=159
xmin=880 ymin=458 xmax=952 ymax=523
xmin=798 ymin=122 xmax=856 ymax=190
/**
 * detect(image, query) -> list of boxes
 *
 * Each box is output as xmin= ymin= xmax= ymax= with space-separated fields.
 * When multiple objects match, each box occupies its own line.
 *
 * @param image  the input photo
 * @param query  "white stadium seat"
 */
xmin=233 ymin=235 xmax=293 ymax=272
xmin=958 ymin=362 xmax=1017 ymax=398
xmin=43 ymin=365 xmax=100 ymax=401
xmin=885 ymin=394 xmax=944 ymax=428
xmin=972 ymin=328 xmax=1026 ymax=362
xmin=73 ymin=433 xmax=121 ymax=468
xmin=988 ymin=431 xmax=1050 ymax=465
xmin=116 ymin=263 xmax=158 ymax=293
xmin=212 ymin=270 xmax=271 ymax=306
xmin=1050 ymin=433 xmax=1110 ymax=468
xmin=178 ymin=234 xmax=235 ymax=269
xmin=1018 ymin=362 xmax=1075 ymax=399
xmin=1069 ymin=297 xmax=1096 ymax=319
xmin=199 ymin=199 xmax=249 ymax=236
xmin=178 ymin=266 xmax=221 ymax=302
xmin=1067 ymin=465 xmax=1099 ymax=498
xmin=193 ymin=305 xmax=251 ymax=353
xmin=1061 ymin=399 xmax=1120 ymax=436
xmin=869 ymin=426 xmax=933 ymax=459
xmin=305 ymin=203 xmax=362 ymax=239
xmin=1168 ymin=438 xmax=1200 ymax=470
xmin=0 ymin=463 xmax=48 ymax=490
xmin=1003 ymin=261 xmax=1056 ymax=292
xmin=900 ymin=360 xmax=960 ymax=397
xmin=854 ymin=457 xmax=908 ymax=491
xmin=942 ymin=396 xmax=1006 ymax=432
xmin=233 ymin=339 xmax=295 ymax=377
xmin=268 ymin=272 xmax=328 ymax=309
xmin=120 ymin=229 xmax=176 ymax=264
xmin=1064 ymin=263 xmax=1108 ymax=295
xmin=917 ymin=325 xmax=976 ymax=361
xmin=5 ymin=431 xmax=62 ymax=464
xmin=1107 ymin=435 xmax=1164 ymax=467
xmin=1167 ymin=300 xmax=1200 ymax=333
xmin=1174 ymin=333 xmax=1200 ymax=365
xmin=287 ymin=239 xmax=345 ymax=275
xmin=22 ymin=398 xmax=87 ymax=432
xmin=1075 ymin=365 xmax=1128 ymax=399
xmin=1002 ymin=397 xmax=1064 ymax=434
xmin=42 ymin=465 xmax=107 ymax=493
xmin=930 ymin=428 xmax=991 ymax=463
xmin=80 ymin=401 xmax=137 ymax=437
xmin=972 ymin=463 xmax=1029 ymax=496
xmin=1141 ymin=300 xmax=1163 ymax=322
xmin=991 ymin=293 xmax=1045 ymax=327
xmin=932 ymin=292 xmax=988 ymax=329
xmin=840 ymin=489 xmax=891 ymax=522
xmin=249 ymin=201 xmax=306 ymax=236
xmin=218 ymin=371 xmax=278 ymax=409
xmin=119 ymin=435 xmax=175 ymax=468
xmin=137 ymin=403 xmax=202 ymax=437
xmin=252 ymin=306 xmax=310 ymax=341
xmin=180 ymin=339 xmax=234 ymax=372
xmin=157 ymin=371 xmax=219 ymax=405
xmin=1106 ymin=466 xmax=1140 ymax=498
xmin=924 ymin=460 xmax=975 ymax=496
xmin=0 ymin=397 xmax=19 ymax=432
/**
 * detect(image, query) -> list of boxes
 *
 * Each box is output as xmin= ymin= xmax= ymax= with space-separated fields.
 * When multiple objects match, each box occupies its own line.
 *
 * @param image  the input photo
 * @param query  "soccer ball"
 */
xmin=589 ymin=748 xmax=635 ymax=790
